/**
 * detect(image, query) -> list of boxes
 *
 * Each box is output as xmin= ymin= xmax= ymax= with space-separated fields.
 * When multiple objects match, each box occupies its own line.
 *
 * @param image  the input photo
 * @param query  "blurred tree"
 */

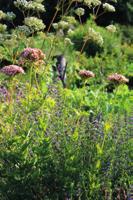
xmin=116 ymin=0 xmax=133 ymax=24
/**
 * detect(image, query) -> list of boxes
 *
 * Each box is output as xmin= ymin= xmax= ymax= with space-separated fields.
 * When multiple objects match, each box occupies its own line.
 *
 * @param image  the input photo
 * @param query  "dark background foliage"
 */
xmin=0 ymin=0 xmax=133 ymax=28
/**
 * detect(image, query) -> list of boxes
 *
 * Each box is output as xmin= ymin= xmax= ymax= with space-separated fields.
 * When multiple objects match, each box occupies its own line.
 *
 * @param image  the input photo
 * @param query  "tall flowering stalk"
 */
xmin=19 ymin=48 xmax=45 ymax=91
xmin=19 ymin=48 xmax=46 ymax=72
xmin=75 ymin=7 xmax=85 ymax=24
xmin=46 ymin=5 xmax=61 ymax=33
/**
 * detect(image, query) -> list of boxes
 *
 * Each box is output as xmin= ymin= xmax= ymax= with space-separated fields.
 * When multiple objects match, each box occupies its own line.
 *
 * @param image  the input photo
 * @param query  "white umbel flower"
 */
xmin=106 ymin=25 xmax=116 ymax=33
xmin=85 ymin=28 xmax=103 ymax=46
xmin=14 ymin=0 xmax=45 ymax=12
xmin=103 ymin=3 xmax=115 ymax=12
xmin=84 ymin=0 xmax=101 ymax=8
xmin=75 ymin=8 xmax=85 ymax=16
xmin=24 ymin=17 xmax=45 ymax=32
xmin=58 ymin=21 xmax=69 ymax=29
xmin=17 ymin=25 xmax=31 ymax=36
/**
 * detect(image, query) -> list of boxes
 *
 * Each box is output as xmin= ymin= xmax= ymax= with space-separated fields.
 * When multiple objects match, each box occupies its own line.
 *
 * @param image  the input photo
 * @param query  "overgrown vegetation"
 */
xmin=0 ymin=0 xmax=132 ymax=199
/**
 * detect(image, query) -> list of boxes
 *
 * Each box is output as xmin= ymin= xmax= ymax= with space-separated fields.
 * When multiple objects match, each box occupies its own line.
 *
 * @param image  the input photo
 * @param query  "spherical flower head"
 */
xmin=108 ymin=73 xmax=129 ymax=84
xmin=75 ymin=8 xmax=85 ymax=16
xmin=79 ymin=70 xmax=95 ymax=79
xmin=20 ymin=48 xmax=45 ymax=61
xmin=0 ymin=65 xmax=25 ymax=76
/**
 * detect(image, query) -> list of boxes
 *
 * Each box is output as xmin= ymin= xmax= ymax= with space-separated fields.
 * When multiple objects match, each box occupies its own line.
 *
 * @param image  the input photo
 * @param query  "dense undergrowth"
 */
xmin=0 ymin=0 xmax=133 ymax=199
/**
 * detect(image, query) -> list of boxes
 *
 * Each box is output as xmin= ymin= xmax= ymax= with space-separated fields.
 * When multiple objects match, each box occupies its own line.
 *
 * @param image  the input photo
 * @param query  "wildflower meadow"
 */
xmin=0 ymin=0 xmax=132 ymax=199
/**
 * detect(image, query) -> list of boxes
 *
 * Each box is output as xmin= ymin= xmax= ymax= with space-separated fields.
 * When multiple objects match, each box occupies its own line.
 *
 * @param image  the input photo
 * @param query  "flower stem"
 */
xmin=64 ymin=0 xmax=73 ymax=15
xmin=79 ymin=16 xmax=82 ymax=24
xmin=96 ymin=11 xmax=106 ymax=19
xmin=47 ymin=8 xmax=59 ymax=33
xmin=80 ymin=39 xmax=88 ymax=54
xmin=47 ymin=36 xmax=56 ymax=61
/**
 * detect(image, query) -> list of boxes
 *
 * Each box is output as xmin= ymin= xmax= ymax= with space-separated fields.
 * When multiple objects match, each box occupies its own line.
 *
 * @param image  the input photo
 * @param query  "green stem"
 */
xmin=34 ymin=71 xmax=41 ymax=92
xmin=96 ymin=11 xmax=106 ymax=20
xmin=79 ymin=16 xmax=82 ymax=24
xmin=95 ymin=4 xmax=101 ymax=17
xmin=80 ymin=39 xmax=88 ymax=54
xmin=41 ymin=2 xmax=60 ymax=50
xmin=64 ymin=0 xmax=73 ymax=15
xmin=47 ymin=36 xmax=56 ymax=61
xmin=30 ymin=65 xmax=33 ymax=89
xmin=47 ymin=8 xmax=59 ymax=33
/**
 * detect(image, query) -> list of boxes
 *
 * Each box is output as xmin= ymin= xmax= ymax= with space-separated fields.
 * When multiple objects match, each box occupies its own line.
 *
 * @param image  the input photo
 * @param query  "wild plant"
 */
xmin=0 ymin=0 xmax=132 ymax=200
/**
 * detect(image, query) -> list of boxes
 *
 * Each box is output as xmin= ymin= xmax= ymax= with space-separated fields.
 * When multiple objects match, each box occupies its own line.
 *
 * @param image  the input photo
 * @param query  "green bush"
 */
xmin=69 ymin=19 xmax=121 ymax=57
xmin=0 ymin=78 xmax=132 ymax=199
xmin=119 ymin=25 xmax=133 ymax=44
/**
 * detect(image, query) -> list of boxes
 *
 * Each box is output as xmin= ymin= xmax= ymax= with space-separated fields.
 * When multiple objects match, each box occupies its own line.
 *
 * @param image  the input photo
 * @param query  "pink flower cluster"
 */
xmin=20 ymin=48 xmax=45 ymax=61
xmin=0 ymin=65 xmax=25 ymax=76
xmin=108 ymin=73 xmax=129 ymax=84
xmin=79 ymin=70 xmax=95 ymax=79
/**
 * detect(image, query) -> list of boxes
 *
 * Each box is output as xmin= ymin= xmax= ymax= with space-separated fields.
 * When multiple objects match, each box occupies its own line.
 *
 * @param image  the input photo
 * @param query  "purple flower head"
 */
xmin=108 ymin=73 xmax=129 ymax=84
xmin=20 ymin=47 xmax=45 ymax=62
xmin=79 ymin=70 xmax=95 ymax=79
xmin=0 ymin=65 xmax=25 ymax=76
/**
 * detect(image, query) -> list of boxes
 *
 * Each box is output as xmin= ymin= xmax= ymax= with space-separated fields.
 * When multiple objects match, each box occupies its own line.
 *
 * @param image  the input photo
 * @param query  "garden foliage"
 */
xmin=0 ymin=0 xmax=132 ymax=199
